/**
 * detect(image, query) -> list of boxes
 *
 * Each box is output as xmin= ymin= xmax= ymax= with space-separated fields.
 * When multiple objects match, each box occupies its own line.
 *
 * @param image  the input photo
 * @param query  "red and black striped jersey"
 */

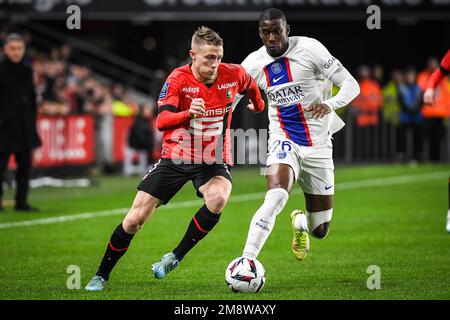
xmin=156 ymin=63 xmax=263 ymax=165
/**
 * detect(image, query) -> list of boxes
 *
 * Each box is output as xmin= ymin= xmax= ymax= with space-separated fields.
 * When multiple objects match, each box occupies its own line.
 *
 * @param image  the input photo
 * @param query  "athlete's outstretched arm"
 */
xmin=303 ymin=67 xmax=360 ymax=119
xmin=156 ymin=98 xmax=207 ymax=131
xmin=323 ymin=67 xmax=360 ymax=111
xmin=424 ymin=49 xmax=450 ymax=104
xmin=156 ymin=107 xmax=190 ymax=131
xmin=427 ymin=49 xmax=450 ymax=90
xmin=245 ymin=77 xmax=265 ymax=113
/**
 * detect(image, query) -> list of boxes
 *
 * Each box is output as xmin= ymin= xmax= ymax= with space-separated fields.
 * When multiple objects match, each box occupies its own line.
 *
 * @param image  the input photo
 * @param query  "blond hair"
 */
xmin=191 ymin=26 xmax=223 ymax=48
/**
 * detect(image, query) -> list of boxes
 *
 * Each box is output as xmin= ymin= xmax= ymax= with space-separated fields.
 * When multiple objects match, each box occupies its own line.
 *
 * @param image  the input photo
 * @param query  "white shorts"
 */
xmin=265 ymin=134 xmax=334 ymax=195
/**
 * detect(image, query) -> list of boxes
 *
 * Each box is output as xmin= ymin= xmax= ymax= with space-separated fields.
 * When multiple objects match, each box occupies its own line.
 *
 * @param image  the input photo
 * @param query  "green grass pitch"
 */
xmin=0 ymin=163 xmax=449 ymax=300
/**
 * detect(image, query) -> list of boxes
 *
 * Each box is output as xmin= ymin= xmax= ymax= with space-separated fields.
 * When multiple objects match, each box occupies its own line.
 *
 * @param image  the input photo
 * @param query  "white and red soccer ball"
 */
xmin=225 ymin=257 xmax=266 ymax=293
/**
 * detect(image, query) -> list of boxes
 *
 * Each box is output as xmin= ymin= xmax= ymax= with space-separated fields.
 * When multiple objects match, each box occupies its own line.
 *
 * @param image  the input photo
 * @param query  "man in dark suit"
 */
xmin=0 ymin=33 xmax=41 ymax=212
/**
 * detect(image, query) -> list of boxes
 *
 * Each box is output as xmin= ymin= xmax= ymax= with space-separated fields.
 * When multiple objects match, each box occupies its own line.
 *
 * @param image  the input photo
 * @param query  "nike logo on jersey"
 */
xmin=273 ymin=75 xmax=285 ymax=83
xmin=325 ymin=185 xmax=334 ymax=190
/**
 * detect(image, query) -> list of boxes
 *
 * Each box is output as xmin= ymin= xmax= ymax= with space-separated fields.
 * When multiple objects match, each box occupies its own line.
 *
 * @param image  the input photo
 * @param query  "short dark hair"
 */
xmin=3 ymin=33 xmax=25 ymax=46
xmin=259 ymin=8 xmax=287 ymax=25
xmin=191 ymin=26 xmax=223 ymax=48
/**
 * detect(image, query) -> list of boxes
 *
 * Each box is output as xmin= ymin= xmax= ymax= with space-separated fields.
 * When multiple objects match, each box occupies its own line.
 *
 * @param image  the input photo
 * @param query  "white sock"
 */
xmin=242 ymin=188 xmax=289 ymax=259
xmin=446 ymin=210 xmax=450 ymax=231
xmin=293 ymin=212 xmax=309 ymax=233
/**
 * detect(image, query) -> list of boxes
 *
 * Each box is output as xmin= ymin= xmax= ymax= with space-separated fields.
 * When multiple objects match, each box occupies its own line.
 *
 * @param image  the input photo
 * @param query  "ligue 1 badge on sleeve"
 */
xmin=159 ymin=82 xmax=170 ymax=99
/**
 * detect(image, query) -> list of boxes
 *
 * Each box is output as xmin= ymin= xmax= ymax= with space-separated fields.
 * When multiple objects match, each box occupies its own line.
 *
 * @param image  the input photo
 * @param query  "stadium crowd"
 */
xmin=350 ymin=59 xmax=449 ymax=162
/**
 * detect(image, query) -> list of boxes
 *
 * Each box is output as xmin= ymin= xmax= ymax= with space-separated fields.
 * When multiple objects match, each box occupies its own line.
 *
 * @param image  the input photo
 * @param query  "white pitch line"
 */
xmin=0 ymin=170 xmax=448 ymax=230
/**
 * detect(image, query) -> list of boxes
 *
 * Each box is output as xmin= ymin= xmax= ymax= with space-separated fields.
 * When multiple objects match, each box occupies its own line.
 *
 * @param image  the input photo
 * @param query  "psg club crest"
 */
xmin=271 ymin=63 xmax=282 ymax=74
xmin=226 ymin=90 xmax=231 ymax=99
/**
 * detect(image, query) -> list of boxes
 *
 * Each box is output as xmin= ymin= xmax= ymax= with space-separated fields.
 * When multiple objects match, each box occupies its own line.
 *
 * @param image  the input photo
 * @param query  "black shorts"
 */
xmin=137 ymin=158 xmax=232 ymax=205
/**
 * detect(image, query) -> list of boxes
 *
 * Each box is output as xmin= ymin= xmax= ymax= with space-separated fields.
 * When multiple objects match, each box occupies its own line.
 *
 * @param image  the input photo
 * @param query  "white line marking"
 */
xmin=0 ymin=170 xmax=448 ymax=229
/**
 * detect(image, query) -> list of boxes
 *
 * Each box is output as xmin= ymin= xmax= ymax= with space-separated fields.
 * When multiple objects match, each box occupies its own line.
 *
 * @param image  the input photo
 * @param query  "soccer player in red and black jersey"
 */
xmin=422 ymin=49 xmax=450 ymax=233
xmin=85 ymin=26 xmax=265 ymax=291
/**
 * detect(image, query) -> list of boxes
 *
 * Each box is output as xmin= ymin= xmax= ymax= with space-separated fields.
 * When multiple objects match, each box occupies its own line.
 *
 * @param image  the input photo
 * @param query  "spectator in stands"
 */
xmin=382 ymin=69 xmax=403 ymax=126
xmin=373 ymin=64 xmax=385 ymax=87
xmin=38 ymin=57 xmax=70 ymax=115
xmin=124 ymin=103 xmax=155 ymax=176
xmin=0 ymin=33 xmax=41 ymax=212
xmin=353 ymin=65 xmax=384 ymax=127
xmin=351 ymin=65 xmax=383 ymax=160
xmin=82 ymin=79 xmax=115 ymax=173
xmin=66 ymin=65 xmax=90 ymax=114
xmin=397 ymin=67 xmax=423 ymax=162
xmin=111 ymin=83 xmax=137 ymax=117
xmin=417 ymin=57 xmax=439 ymax=87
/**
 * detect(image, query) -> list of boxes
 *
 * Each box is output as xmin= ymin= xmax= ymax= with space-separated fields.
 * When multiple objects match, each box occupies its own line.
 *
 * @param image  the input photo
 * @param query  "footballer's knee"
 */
xmin=122 ymin=215 xmax=142 ymax=234
xmin=264 ymin=188 xmax=289 ymax=214
xmin=311 ymin=222 xmax=330 ymax=239
xmin=123 ymin=207 xmax=150 ymax=233
xmin=205 ymin=191 xmax=228 ymax=213
xmin=123 ymin=192 xmax=160 ymax=233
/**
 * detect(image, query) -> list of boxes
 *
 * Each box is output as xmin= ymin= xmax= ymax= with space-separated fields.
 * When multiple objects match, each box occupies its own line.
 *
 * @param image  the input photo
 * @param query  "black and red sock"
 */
xmin=173 ymin=205 xmax=221 ymax=261
xmin=96 ymin=223 xmax=134 ymax=280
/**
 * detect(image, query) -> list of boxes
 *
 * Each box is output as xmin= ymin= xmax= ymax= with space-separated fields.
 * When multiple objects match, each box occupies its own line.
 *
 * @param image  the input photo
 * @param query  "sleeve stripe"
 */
xmin=158 ymin=104 xmax=178 ymax=113
xmin=238 ymin=75 xmax=252 ymax=95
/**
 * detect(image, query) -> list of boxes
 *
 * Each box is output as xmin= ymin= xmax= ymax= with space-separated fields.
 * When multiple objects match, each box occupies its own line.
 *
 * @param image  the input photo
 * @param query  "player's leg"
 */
xmin=152 ymin=165 xmax=232 ymax=279
xmin=291 ymin=147 xmax=334 ymax=260
xmin=300 ymin=194 xmax=333 ymax=239
xmin=0 ymin=152 xmax=10 ymax=211
xmin=447 ymin=177 xmax=450 ymax=233
xmin=291 ymin=142 xmax=335 ymax=259
xmin=174 ymin=175 xmax=231 ymax=259
xmin=290 ymin=194 xmax=332 ymax=261
xmin=242 ymin=163 xmax=295 ymax=259
xmin=86 ymin=159 xmax=185 ymax=290
xmin=85 ymin=191 xmax=161 ymax=291
xmin=291 ymin=193 xmax=332 ymax=260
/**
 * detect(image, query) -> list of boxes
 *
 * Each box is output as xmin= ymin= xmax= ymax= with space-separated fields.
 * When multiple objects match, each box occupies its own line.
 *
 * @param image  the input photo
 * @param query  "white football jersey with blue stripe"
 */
xmin=241 ymin=36 xmax=345 ymax=147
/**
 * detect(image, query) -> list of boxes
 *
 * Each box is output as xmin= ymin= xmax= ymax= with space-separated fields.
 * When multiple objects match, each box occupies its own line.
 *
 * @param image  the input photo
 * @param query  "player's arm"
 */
xmin=156 ymin=106 xmax=190 ymax=131
xmin=322 ymin=67 xmax=360 ymax=111
xmin=155 ymin=77 xmax=205 ymax=131
xmin=156 ymin=79 xmax=189 ymax=131
xmin=304 ymin=40 xmax=360 ymax=119
xmin=157 ymin=101 xmax=207 ymax=131
xmin=427 ymin=49 xmax=450 ymax=89
xmin=424 ymin=49 xmax=450 ymax=104
xmin=237 ymin=65 xmax=265 ymax=113
xmin=242 ymin=76 xmax=265 ymax=113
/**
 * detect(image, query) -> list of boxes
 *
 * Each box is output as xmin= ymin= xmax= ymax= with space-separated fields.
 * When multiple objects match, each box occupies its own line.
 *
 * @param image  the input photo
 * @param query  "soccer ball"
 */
xmin=225 ymin=257 xmax=266 ymax=293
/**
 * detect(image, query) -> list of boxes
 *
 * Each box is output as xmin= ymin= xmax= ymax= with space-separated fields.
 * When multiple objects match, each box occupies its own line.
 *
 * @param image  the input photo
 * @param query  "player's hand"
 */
xmin=423 ymin=88 xmax=435 ymax=105
xmin=247 ymin=99 xmax=265 ymax=113
xmin=303 ymin=103 xmax=332 ymax=119
xmin=189 ymin=98 xmax=206 ymax=119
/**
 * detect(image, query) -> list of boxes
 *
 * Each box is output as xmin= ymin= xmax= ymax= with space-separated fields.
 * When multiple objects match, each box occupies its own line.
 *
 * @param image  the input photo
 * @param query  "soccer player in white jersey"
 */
xmin=233 ymin=8 xmax=360 ymax=261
